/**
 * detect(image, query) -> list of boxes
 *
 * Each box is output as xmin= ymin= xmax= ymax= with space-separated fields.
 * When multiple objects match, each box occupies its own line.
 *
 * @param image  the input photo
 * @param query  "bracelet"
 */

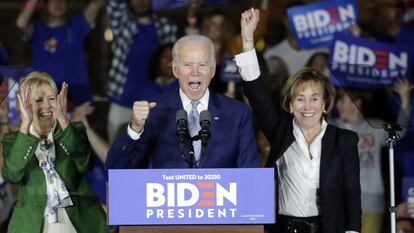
xmin=25 ymin=0 xmax=38 ymax=9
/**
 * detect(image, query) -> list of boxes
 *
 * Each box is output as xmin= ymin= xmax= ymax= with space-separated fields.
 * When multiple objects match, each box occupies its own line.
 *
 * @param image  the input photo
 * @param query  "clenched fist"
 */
xmin=130 ymin=101 xmax=157 ymax=133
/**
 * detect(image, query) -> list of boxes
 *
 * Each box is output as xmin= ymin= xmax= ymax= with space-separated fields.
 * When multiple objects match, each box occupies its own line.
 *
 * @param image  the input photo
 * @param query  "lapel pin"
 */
xmin=214 ymin=117 xmax=219 ymax=120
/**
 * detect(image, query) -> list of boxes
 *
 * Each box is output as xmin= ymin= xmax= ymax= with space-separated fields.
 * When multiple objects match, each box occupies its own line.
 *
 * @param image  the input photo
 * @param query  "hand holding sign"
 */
xmin=131 ymin=101 xmax=157 ymax=133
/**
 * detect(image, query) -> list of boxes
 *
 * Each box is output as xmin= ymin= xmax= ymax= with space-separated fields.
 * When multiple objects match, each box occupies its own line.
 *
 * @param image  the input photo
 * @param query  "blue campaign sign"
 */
xmin=0 ymin=67 xmax=33 ymax=125
xmin=329 ymin=33 xmax=414 ymax=89
xmin=287 ymin=0 xmax=358 ymax=49
xmin=108 ymin=168 xmax=275 ymax=225
xmin=402 ymin=176 xmax=414 ymax=202
xmin=219 ymin=56 xmax=242 ymax=83
xmin=152 ymin=0 xmax=233 ymax=11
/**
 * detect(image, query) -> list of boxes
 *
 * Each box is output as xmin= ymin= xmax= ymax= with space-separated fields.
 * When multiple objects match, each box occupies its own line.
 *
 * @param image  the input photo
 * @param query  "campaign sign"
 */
xmin=219 ymin=56 xmax=242 ymax=83
xmin=108 ymin=168 xmax=275 ymax=225
xmin=152 ymin=0 xmax=233 ymax=11
xmin=402 ymin=176 xmax=414 ymax=218
xmin=329 ymin=33 xmax=414 ymax=89
xmin=0 ymin=67 xmax=33 ymax=125
xmin=287 ymin=0 xmax=358 ymax=49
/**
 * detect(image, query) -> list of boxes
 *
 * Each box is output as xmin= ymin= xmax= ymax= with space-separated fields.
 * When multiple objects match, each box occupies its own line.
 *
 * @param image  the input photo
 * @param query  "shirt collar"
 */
xmin=29 ymin=122 xmax=57 ymax=141
xmin=179 ymin=88 xmax=210 ymax=112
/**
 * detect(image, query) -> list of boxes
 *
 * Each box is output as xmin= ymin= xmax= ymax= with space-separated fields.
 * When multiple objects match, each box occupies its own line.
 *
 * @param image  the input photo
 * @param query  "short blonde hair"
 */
xmin=18 ymin=71 xmax=58 ymax=97
xmin=281 ymin=67 xmax=335 ymax=114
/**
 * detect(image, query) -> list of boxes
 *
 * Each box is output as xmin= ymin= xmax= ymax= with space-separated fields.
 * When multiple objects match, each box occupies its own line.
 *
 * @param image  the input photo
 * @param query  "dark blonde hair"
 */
xmin=281 ymin=67 xmax=335 ymax=114
xmin=18 ymin=71 xmax=58 ymax=97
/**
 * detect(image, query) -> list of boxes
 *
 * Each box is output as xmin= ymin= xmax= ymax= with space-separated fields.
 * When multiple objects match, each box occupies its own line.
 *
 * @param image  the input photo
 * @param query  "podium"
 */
xmin=119 ymin=225 xmax=263 ymax=233
xmin=108 ymin=168 xmax=274 ymax=232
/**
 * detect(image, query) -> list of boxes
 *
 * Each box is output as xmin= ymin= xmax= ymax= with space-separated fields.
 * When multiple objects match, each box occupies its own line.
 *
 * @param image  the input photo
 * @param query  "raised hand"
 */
xmin=241 ymin=8 xmax=260 ymax=51
xmin=393 ymin=78 xmax=413 ymax=112
xmin=130 ymin=101 xmax=157 ymax=133
xmin=71 ymin=101 xmax=94 ymax=122
xmin=56 ymin=82 xmax=69 ymax=130
xmin=17 ymin=87 xmax=33 ymax=134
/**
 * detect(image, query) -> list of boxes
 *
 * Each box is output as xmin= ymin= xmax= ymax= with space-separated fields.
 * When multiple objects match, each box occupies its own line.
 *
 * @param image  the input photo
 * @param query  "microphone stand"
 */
xmin=383 ymin=123 xmax=402 ymax=233
xmin=188 ymin=135 xmax=200 ymax=168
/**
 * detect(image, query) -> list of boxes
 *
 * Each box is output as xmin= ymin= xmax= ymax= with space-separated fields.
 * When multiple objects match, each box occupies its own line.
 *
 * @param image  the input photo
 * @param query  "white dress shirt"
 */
xmin=277 ymin=119 xmax=326 ymax=217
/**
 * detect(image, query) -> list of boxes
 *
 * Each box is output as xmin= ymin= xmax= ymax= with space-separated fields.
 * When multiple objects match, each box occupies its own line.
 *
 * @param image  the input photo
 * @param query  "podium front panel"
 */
xmin=108 ymin=168 xmax=275 ymax=225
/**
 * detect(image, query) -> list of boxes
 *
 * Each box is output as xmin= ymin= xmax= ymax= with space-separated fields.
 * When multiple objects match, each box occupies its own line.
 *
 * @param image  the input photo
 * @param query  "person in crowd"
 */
xmin=70 ymin=101 xmax=109 ymax=205
xmin=16 ymin=0 xmax=104 ymax=106
xmin=0 ymin=82 xmax=14 ymax=230
xmin=236 ymin=9 xmax=361 ymax=233
xmin=331 ymin=80 xmax=412 ymax=233
xmin=106 ymin=0 xmax=177 ymax=143
xmin=1 ymin=72 xmax=108 ymax=233
xmin=263 ymin=1 xmax=327 ymax=77
xmin=397 ymin=202 xmax=414 ymax=233
xmin=106 ymin=34 xmax=261 ymax=169
xmin=263 ymin=55 xmax=289 ymax=106
xmin=305 ymin=52 xmax=330 ymax=78
xmin=147 ymin=43 xmax=179 ymax=93
xmin=0 ymin=39 xmax=9 ymax=66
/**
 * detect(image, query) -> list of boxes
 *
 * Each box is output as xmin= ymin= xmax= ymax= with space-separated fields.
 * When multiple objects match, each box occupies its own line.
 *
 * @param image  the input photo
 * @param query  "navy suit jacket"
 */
xmin=106 ymin=89 xmax=261 ymax=168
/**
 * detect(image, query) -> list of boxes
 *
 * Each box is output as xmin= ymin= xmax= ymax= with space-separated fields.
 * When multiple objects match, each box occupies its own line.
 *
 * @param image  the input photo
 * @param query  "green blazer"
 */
xmin=2 ymin=122 xmax=108 ymax=233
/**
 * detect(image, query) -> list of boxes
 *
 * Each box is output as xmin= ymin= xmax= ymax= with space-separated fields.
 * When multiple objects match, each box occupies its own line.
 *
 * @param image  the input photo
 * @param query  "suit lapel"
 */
xmin=166 ymin=89 xmax=185 ymax=110
xmin=319 ymin=125 xmax=335 ymax=192
xmin=199 ymin=90 xmax=221 ymax=167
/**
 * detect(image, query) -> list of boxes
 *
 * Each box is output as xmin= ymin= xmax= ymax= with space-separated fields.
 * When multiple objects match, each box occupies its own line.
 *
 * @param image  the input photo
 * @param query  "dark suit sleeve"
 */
xmin=55 ymin=122 xmax=93 ymax=173
xmin=106 ymin=128 xmax=149 ymax=169
xmin=343 ymin=131 xmax=362 ymax=231
xmin=2 ymin=132 xmax=39 ymax=183
xmin=236 ymin=106 xmax=261 ymax=168
xmin=243 ymin=78 xmax=283 ymax=142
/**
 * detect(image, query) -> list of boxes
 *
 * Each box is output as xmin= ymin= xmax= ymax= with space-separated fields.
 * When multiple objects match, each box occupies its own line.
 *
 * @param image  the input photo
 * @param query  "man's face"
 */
xmin=129 ymin=0 xmax=151 ymax=16
xmin=173 ymin=41 xmax=215 ymax=101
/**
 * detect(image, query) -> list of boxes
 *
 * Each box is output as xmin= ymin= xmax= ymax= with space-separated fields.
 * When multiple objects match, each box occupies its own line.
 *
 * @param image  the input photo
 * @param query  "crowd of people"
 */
xmin=0 ymin=0 xmax=413 ymax=232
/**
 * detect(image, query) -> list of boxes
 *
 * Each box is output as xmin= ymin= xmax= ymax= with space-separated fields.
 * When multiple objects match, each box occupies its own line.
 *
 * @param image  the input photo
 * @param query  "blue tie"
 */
xmin=189 ymin=101 xmax=201 ymax=165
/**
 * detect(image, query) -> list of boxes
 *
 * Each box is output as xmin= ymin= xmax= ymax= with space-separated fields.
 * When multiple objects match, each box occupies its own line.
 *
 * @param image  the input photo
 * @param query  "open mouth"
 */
xmin=189 ymin=81 xmax=201 ymax=91
xmin=39 ymin=112 xmax=53 ymax=119
xmin=302 ymin=112 xmax=315 ymax=118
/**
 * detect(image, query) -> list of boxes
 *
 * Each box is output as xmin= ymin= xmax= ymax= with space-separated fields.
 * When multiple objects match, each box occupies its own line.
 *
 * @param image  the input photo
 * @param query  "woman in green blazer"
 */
xmin=2 ymin=72 xmax=108 ymax=233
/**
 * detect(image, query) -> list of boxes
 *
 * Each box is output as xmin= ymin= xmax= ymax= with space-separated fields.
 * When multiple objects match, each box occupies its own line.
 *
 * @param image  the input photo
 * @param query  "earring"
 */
xmin=323 ymin=110 xmax=327 ymax=114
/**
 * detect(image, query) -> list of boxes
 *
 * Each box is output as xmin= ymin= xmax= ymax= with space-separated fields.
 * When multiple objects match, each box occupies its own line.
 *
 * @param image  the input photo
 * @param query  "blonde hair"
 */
xmin=281 ymin=67 xmax=335 ymax=114
xmin=18 ymin=71 xmax=58 ymax=97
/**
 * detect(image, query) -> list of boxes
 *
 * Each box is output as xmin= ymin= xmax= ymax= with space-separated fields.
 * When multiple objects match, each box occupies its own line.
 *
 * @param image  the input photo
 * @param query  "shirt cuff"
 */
xmin=346 ymin=231 xmax=359 ymax=233
xmin=234 ymin=49 xmax=261 ymax=82
xmin=127 ymin=123 xmax=142 ymax=140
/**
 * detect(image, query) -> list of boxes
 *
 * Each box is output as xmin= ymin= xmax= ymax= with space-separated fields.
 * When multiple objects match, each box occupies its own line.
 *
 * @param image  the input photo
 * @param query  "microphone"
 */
xmin=176 ymin=110 xmax=189 ymax=146
xmin=199 ymin=110 xmax=211 ymax=155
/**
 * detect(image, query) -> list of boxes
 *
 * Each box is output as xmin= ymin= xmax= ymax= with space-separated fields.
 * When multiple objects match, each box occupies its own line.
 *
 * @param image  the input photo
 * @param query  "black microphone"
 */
xmin=176 ymin=110 xmax=189 ymax=146
xmin=199 ymin=110 xmax=211 ymax=155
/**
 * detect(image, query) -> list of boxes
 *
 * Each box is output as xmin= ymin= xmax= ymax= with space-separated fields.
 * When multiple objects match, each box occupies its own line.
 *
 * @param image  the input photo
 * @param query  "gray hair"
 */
xmin=172 ymin=35 xmax=216 ymax=66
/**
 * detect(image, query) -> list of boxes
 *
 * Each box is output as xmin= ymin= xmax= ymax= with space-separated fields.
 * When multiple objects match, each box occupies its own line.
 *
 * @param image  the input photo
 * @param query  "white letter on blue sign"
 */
xmin=390 ymin=52 xmax=407 ymax=69
xmin=339 ymin=4 xmax=356 ymax=22
xmin=147 ymin=183 xmax=165 ymax=207
xmin=177 ymin=183 xmax=199 ymax=207
xmin=216 ymin=183 xmax=237 ymax=206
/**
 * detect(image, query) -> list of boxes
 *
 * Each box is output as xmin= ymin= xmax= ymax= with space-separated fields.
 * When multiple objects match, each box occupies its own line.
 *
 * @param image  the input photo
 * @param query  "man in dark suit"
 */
xmin=106 ymin=35 xmax=261 ymax=169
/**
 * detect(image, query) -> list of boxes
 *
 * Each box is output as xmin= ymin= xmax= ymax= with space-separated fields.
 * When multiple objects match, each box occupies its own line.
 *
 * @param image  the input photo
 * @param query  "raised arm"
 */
xmin=237 ymin=8 xmax=285 ymax=142
xmin=16 ymin=0 xmax=37 ymax=38
xmin=84 ymin=0 xmax=105 ymax=27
